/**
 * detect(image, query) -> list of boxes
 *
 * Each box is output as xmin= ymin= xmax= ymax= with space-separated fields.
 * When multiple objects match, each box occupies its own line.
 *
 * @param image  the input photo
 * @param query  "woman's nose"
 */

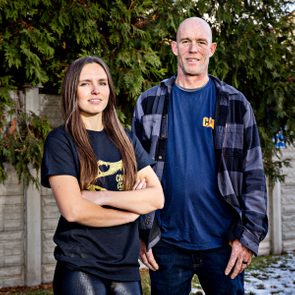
xmin=91 ymin=84 xmax=100 ymax=94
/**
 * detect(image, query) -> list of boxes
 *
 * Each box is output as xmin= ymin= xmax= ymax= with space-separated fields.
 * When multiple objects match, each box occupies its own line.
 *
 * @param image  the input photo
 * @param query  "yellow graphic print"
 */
xmin=202 ymin=117 xmax=215 ymax=129
xmin=88 ymin=159 xmax=124 ymax=191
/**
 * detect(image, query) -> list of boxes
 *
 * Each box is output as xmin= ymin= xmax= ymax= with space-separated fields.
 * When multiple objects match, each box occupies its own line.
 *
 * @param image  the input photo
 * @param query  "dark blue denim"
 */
xmin=150 ymin=240 xmax=244 ymax=295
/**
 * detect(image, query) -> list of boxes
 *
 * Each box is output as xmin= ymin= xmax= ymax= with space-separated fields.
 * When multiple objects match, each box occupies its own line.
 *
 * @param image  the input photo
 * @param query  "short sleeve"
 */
xmin=41 ymin=126 xmax=80 ymax=188
xmin=127 ymin=130 xmax=155 ymax=171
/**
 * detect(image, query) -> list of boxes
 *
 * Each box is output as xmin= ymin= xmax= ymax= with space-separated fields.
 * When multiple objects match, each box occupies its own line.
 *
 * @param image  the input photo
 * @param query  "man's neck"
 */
xmin=175 ymin=74 xmax=209 ymax=89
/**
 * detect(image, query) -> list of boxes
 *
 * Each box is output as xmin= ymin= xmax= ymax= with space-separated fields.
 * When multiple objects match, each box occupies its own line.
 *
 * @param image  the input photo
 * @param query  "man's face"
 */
xmin=171 ymin=19 xmax=216 ymax=79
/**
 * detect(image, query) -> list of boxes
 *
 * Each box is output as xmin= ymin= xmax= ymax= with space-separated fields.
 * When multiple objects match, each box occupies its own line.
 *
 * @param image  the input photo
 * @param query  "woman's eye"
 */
xmin=99 ymin=81 xmax=109 ymax=87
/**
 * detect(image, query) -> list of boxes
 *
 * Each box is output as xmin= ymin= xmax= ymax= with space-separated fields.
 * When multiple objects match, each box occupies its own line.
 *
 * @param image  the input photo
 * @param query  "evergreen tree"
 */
xmin=0 ymin=0 xmax=294 ymax=184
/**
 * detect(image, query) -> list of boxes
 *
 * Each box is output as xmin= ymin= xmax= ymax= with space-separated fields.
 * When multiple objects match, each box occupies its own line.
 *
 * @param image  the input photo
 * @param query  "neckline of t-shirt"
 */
xmin=175 ymin=78 xmax=211 ymax=92
xmin=86 ymin=129 xmax=105 ymax=134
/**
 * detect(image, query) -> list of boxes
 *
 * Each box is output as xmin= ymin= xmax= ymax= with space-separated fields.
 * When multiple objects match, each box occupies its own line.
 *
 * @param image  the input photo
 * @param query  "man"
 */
xmin=132 ymin=17 xmax=268 ymax=295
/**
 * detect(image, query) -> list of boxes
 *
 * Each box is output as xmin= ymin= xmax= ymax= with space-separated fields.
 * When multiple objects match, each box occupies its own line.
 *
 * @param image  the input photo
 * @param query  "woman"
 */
xmin=41 ymin=56 xmax=164 ymax=295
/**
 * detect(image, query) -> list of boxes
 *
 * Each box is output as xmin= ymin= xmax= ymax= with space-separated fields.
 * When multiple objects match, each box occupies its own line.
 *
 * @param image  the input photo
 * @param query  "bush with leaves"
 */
xmin=0 ymin=89 xmax=51 ymax=186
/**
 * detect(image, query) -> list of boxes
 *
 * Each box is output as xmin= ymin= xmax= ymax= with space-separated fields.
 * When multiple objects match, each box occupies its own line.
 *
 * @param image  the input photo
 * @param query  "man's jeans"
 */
xmin=150 ymin=240 xmax=244 ymax=295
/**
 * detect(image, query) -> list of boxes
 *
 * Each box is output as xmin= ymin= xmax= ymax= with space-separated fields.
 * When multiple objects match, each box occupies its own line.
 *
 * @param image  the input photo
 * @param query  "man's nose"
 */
xmin=189 ymin=41 xmax=199 ymax=52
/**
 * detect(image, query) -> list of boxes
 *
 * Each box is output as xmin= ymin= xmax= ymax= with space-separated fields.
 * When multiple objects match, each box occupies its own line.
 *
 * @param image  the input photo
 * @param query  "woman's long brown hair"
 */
xmin=62 ymin=56 xmax=137 ymax=190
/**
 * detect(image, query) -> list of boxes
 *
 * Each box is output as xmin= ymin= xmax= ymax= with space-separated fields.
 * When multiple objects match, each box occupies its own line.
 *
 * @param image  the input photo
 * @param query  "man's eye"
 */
xmin=198 ymin=41 xmax=207 ymax=46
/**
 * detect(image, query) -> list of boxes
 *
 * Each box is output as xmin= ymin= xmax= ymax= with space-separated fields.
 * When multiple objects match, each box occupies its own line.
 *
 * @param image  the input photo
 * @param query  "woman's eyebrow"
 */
xmin=79 ymin=78 xmax=108 ymax=82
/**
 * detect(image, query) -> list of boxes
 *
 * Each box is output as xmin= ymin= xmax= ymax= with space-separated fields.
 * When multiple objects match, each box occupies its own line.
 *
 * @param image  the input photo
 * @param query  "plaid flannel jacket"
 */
xmin=132 ymin=75 xmax=268 ymax=255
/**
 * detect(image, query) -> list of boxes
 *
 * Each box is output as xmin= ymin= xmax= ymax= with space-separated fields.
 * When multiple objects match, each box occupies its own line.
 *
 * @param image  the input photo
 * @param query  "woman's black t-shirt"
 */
xmin=41 ymin=126 xmax=153 ymax=281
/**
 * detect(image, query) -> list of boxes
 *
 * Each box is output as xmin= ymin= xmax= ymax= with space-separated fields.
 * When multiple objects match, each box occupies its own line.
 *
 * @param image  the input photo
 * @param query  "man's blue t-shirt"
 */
xmin=158 ymin=78 xmax=233 ymax=250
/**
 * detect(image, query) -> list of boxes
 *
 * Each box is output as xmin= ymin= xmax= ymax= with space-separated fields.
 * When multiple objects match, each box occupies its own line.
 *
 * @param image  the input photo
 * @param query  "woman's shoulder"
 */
xmin=47 ymin=125 xmax=70 ymax=139
xmin=45 ymin=125 xmax=75 ymax=146
xmin=124 ymin=129 xmax=142 ymax=148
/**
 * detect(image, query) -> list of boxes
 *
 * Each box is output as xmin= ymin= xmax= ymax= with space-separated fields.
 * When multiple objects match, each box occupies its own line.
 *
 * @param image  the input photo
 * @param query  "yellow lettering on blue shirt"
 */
xmin=202 ymin=117 xmax=215 ymax=129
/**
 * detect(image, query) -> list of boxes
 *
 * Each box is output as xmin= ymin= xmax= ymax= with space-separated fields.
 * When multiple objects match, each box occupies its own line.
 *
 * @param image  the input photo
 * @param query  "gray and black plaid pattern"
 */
xmin=132 ymin=75 xmax=268 ymax=255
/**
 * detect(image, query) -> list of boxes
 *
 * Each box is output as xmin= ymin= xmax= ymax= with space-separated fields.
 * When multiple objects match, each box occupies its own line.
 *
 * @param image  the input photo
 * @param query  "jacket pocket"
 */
xmin=142 ymin=114 xmax=162 ymax=139
xmin=223 ymin=124 xmax=244 ymax=150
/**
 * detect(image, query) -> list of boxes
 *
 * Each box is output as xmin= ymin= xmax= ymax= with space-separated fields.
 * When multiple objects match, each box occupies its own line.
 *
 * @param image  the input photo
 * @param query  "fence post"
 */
xmin=24 ymin=86 xmax=42 ymax=286
xmin=270 ymin=180 xmax=282 ymax=254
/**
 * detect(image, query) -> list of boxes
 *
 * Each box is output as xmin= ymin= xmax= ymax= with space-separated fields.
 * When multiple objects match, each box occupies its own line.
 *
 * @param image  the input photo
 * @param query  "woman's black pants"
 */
xmin=53 ymin=262 xmax=142 ymax=295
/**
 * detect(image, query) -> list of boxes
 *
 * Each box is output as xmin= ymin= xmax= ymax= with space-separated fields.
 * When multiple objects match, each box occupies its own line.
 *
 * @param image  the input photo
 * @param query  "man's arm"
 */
xmin=225 ymin=101 xmax=268 ymax=279
xmin=239 ymin=102 xmax=268 ymax=253
xmin=132 ymin=93 xmax=148 ymax=148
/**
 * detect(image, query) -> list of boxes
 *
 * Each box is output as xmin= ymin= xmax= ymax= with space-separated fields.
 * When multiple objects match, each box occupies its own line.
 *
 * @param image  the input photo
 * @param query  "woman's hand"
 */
xmin=82 ymin=178 xmax=146 ymax=204
xmin=133 ymin=178 xmax=147 ymax=190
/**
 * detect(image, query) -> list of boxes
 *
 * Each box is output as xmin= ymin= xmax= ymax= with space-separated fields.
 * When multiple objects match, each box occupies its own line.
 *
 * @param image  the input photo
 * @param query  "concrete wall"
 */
xmin=281 ymin=148 xmax=295 ymax=251
xmin=41 ymin=187 xmax=59 ymax=283
xmin=0 ymin=87 xmax=295 ymax=287
xmin=0 ymin=88 xmax=62 ymax=287
xmin=0 ymin=166 xmax=25 ymax=287
xmin=40 ymin=93 xmax=63 ymax=128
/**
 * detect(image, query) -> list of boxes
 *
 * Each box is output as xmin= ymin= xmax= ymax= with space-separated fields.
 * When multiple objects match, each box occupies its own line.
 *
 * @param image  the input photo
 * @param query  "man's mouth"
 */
xmin=187 ymin=58 xmax=200 ymax=62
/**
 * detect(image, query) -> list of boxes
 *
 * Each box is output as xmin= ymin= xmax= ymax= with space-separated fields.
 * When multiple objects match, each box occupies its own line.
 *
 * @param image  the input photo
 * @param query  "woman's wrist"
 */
xmin=82 ymin=190 xmax=105 ymax=206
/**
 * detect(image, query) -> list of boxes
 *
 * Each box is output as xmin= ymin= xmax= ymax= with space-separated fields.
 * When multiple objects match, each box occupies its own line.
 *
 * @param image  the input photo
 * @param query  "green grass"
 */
xmin=247 ymin=253 xmax=282 ymax=271
xmin=0 ymin=253 xmax=289 ymax=294
xmin=0 ymin=284 xmax=53 ymax=295
xmin=140 ymin=269 xmax=151 ymax=295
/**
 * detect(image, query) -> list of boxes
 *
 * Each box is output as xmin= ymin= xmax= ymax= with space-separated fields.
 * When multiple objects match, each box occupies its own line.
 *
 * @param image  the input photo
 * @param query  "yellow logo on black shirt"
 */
xmin=88 ymin=159 xmax=123 ymax=191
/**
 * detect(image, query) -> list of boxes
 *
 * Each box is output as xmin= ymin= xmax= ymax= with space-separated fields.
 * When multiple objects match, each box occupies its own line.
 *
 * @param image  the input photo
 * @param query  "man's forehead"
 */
xmin=177 ymin=20 xmax=212 ymax=42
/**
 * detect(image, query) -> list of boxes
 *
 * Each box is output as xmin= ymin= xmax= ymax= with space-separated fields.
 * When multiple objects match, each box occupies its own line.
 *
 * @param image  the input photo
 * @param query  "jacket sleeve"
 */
xmin=131 ymin=94 xmax=154 ymax=240
xmin=239 ymin=102 xmax=268 ymax=255
xmin=132 ymin=94 xmax=150 ymax=151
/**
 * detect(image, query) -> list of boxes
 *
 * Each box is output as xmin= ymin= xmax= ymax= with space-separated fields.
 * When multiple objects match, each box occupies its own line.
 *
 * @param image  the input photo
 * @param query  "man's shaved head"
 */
xmin=176 ymin=17 xmax=213 ymax=44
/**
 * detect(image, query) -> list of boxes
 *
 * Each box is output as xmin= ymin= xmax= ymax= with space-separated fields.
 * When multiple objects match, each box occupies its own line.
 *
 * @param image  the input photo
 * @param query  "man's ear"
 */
xmin=171 ymin=41 xmax=178 ymax=56
xmin=209 ymin=42 xmax=217 ymax=57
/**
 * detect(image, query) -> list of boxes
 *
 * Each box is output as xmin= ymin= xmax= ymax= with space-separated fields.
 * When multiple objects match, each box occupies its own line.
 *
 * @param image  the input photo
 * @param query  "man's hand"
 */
xmin=135 ymin=181 xmax=159 ymax=271
xmin=139 ymin=240 xmax=159 ymax=271
xmin=135 ymin=180 xmax=159 ymax=271
xmin=225 ymin=239 xmax=253 ymax=279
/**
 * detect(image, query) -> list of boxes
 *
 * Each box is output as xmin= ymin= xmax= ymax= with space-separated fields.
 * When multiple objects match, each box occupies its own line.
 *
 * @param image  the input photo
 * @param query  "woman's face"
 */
xmin=77 ymin=62 xmax=110 ymax=129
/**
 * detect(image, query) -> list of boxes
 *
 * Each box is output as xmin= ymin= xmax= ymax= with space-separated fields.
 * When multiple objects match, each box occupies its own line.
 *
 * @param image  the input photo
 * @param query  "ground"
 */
xmin=0 ymin=252 xmax=294 ymax=294
xmin=244 ymin=251 xmax=295 ymax=295
xmin=191 ymin=251 xmax=295 ymax=295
